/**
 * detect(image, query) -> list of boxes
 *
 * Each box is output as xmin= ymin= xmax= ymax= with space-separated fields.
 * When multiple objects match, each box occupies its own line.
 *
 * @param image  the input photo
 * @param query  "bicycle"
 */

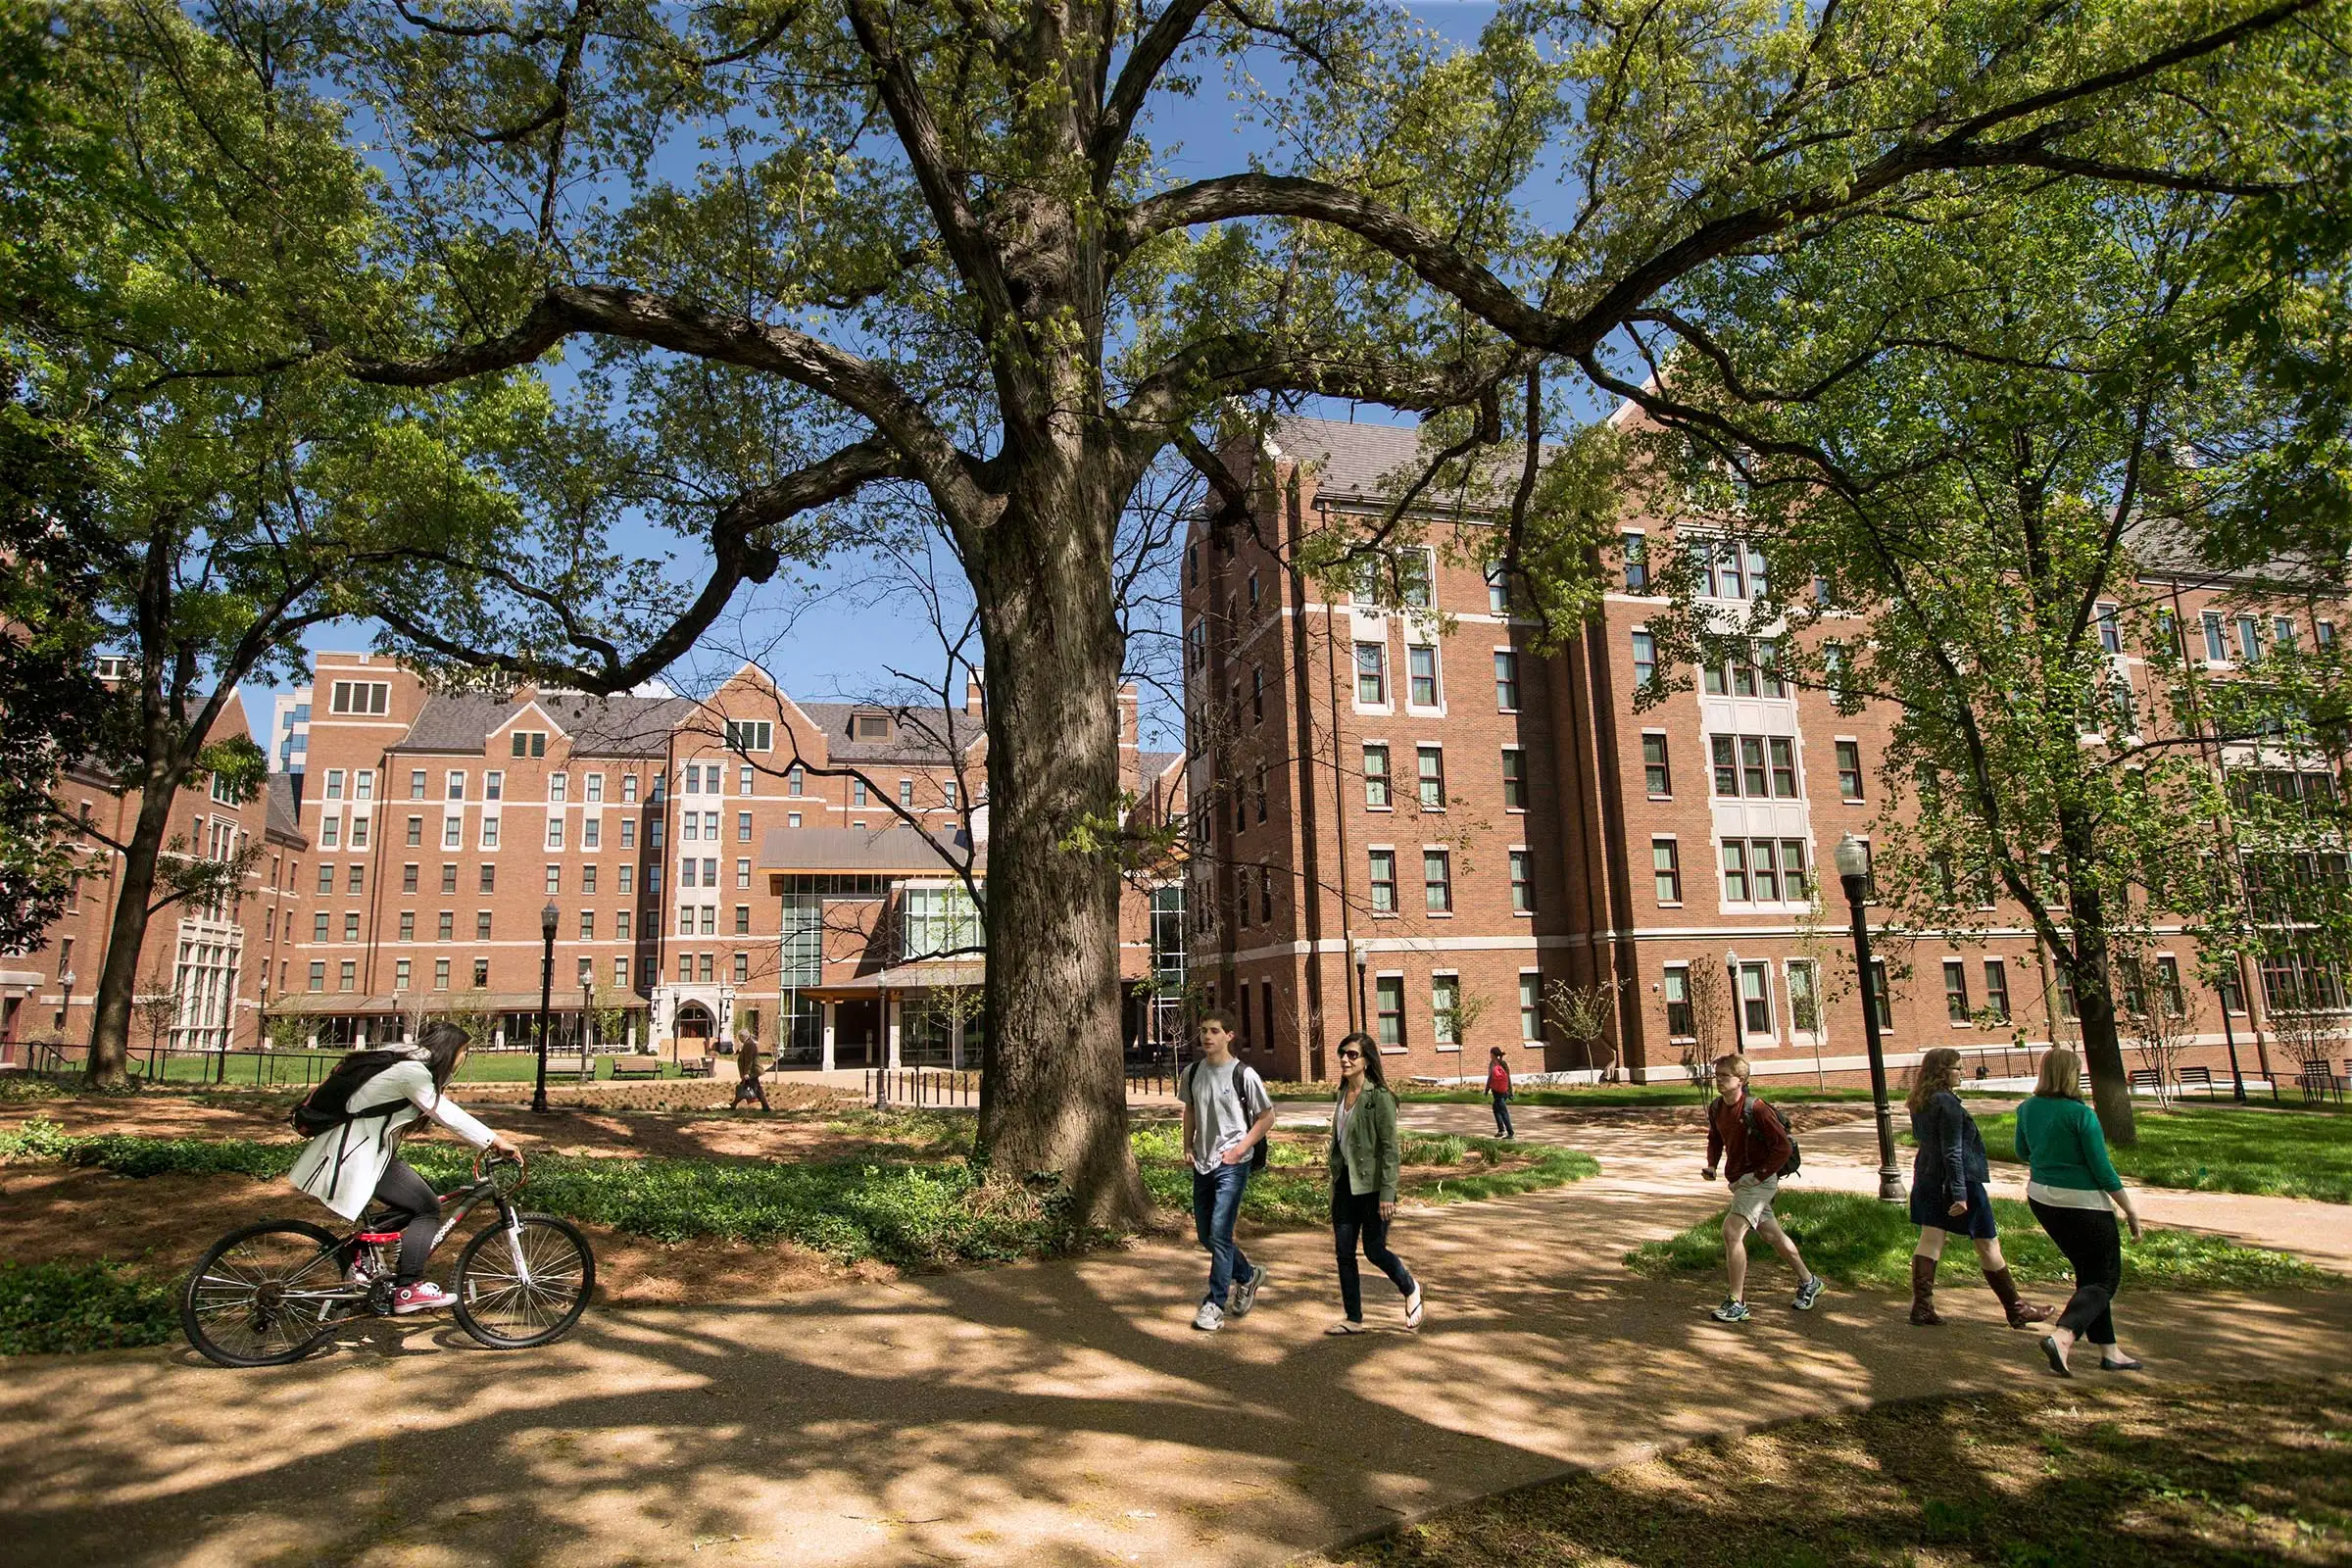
xmin=180 ymin=1153 xmax=595 ymax=1367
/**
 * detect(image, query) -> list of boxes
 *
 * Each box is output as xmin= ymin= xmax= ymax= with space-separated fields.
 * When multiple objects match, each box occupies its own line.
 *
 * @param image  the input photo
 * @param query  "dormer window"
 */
xmin=511 ymin=730 xmax=547 ymax=758
xmin=854 ymin=712 xmax=892 ymax=741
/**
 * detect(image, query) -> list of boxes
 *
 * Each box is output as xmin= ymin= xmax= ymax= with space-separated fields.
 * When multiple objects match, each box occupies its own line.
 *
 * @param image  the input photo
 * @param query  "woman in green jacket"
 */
xmin=1326 ymin=1032 xmax=1424 ymax=1334
xmin=2017 ymin=1049 xmax=2145 ymax=1377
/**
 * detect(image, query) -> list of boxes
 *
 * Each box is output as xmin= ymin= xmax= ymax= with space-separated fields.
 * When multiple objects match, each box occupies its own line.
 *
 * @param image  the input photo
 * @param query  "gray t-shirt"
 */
xmin=1183 ymin=1057 xmax=1273 ymax=1175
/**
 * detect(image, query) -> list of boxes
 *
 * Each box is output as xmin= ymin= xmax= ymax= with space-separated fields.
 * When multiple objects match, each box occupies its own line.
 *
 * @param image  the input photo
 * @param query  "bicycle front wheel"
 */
xmin=451 ymin=1213 xmax=595 ymax=1348
xmin=181 ymin=1219 xmax=355 ymax=1367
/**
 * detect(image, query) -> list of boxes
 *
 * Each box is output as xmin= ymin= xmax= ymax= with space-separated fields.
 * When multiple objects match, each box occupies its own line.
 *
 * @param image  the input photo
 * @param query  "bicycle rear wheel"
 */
xmin=451 ymin=1213 xmax=595 ymax=1348
xmin=181 ymin=1219 xmax=355 ymax=1367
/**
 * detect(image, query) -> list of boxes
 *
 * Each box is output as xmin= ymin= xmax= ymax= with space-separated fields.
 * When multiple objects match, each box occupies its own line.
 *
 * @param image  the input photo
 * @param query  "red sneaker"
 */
xmin=394 ymin=1283 xmax=455 ymax=1315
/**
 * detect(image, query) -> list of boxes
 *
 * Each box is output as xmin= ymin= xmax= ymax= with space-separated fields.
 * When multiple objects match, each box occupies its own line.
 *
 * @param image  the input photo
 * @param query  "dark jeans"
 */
xmin=369 ymin=1158 xmax=442 ymax=1285
xmin=2029 ymin=1199 xmax=2121 ymax=1346
xmin=1491 ymin=1092 xmax=1514 ymax=1138
xmin=732 ymin=1071 xmax=770 ymax=1110
xmin=1332 ymin=1179 xmax=1416 ymax=1321
xmin=1192 ymin=1161 xmax=1255 ymax=1308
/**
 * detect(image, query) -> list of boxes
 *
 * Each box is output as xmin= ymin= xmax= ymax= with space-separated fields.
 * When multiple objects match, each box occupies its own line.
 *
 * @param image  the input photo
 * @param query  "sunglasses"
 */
xmin=1337 ymin=1049 xmax=1362 ymax=1060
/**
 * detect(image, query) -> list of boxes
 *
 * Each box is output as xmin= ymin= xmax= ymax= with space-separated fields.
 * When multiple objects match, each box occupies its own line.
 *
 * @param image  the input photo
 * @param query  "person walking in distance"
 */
xmin=1700 ymin=1054 xmax=1824 ymax=1322
xmin=1179 ymin=1009 xmax=1276 ymax=1332
xmin=1905 ymin=1046 xmax=2051 ymax=1328
xmin=1325 ymin=1032 xmax=1423 ymax=1334
xmin=730 ymin=1031 xmax=771 ymax=1112
xmin=1484 ymin=1045 xmax=1515 ymax=1140
xmin=2018 ymin=1048 xmax=2145 ymax=1376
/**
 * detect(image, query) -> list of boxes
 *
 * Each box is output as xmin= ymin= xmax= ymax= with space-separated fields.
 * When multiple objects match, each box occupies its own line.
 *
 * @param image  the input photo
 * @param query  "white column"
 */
xmin=886 ymin=995 xmax=902 ymax=1069
xmin=821 ymin=1002 xmax=837 ymax=1071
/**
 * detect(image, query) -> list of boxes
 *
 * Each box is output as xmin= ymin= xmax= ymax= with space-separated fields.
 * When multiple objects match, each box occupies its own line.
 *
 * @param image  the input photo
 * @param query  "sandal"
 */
xmin=1324 ymin=1319 xmax=1367 ymax=1336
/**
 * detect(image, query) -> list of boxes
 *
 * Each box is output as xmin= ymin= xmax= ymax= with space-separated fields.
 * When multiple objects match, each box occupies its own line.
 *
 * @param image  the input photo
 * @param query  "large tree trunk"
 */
xmin=85 ymin=785 xmax=175 ymax=1088
xmin=2059 ymin=817 xmax=2138 ymax=1147
xmin=966 ymin=480 xmax=1151 ymax=1226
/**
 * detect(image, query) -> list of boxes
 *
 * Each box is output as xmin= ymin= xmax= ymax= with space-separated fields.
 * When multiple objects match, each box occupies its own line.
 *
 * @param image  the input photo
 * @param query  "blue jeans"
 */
xmin=1192 ymin=1161 xmax=1255 ymax=1307
xmin=1492 ymin=1093 xmax=1514 ymax=1138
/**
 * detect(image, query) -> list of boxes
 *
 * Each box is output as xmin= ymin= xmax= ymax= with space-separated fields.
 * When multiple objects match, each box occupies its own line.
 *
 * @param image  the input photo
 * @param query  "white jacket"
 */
xmin=287 ymin=1058 xmax=498 ymax=1221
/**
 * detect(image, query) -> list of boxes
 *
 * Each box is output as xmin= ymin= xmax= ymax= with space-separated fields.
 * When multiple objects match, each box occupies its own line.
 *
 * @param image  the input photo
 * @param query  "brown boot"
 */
xmin=1985 ymin=1266 xmax=2053 ymax=1328
xmin=1909 ymin=1254 xmax=1942 ymax=1325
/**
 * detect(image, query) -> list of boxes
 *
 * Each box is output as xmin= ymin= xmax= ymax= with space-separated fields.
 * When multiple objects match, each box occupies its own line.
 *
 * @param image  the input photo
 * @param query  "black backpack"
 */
xmin=1182 ymin=1058 xmax=1271 ymax=1171
xmin=1743 ymin=1096 xmax=1802 ymax=1177
xmin=290 ymin=1050 xmax=417 ymax=1137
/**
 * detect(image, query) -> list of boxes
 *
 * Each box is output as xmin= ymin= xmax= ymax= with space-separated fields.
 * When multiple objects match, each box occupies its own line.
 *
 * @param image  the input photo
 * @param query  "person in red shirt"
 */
xmin=1700 ymin=1054 xmax=1824 ymax=1323
xmin=1485 ymin=1046 xmax=1514 ymax=1139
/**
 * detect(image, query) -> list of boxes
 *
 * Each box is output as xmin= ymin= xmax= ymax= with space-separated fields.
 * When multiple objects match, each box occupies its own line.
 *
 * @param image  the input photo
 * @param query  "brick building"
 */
xmin=1182 ymin=413 xmax=2336 ymax=1087
xmin=2 ymin=691 xmax=308 ymax=1060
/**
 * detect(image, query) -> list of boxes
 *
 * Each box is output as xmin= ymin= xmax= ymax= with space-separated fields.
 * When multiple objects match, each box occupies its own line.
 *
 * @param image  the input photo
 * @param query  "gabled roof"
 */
xmin=1260 ymin=414 xmax=1537 ymax=512
xmin=264 ymin=774 xmax=307 ymax=846
xmin=788 ymin=703 xmax=982 ymax=764
xmin=392 ymin=693 xmax=692 ymax=757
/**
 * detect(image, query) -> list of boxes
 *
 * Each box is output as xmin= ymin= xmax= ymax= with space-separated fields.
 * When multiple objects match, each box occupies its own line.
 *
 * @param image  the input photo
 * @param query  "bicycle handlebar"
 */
xmin=471 ymin=1150 xmax=528 ymax=1193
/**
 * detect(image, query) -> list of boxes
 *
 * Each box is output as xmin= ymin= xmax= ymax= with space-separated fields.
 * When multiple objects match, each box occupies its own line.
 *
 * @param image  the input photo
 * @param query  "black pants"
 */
xmin=369 ymin=1158 xmax=442 ymax=1285
xmin=1332 ymin=1179 xmax=1416 ymax=1322
xmin=732 ymin=1070 xmax=770 ymax=1110
xmin=2029 ymin=1199 xmax=2120 ymax=1346
xmin=1491 ymin=1093 xmax=1514 ymax=1138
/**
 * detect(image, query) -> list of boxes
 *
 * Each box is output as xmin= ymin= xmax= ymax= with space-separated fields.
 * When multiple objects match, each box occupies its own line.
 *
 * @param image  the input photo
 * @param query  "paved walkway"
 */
xmin=2 ymin=1113 xmax=2346 ymax=1567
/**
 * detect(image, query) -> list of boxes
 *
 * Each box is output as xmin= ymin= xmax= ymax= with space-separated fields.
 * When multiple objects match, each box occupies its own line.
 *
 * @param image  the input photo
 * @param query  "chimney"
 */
xmin=964 ymin=669 xmax=985 ymax=716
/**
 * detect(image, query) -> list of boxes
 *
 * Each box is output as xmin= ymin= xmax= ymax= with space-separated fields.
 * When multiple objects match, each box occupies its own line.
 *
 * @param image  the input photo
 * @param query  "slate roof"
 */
xmin=391 ymin=692 xmax=693 ymax=757
xmin=787 ymin=703 xmax=982 ymax=764
xmin=1139 ymin=750 xmax=1184 ymax=779
xmin=264 ymin=774 xmax=306 ymax=846
xmin=1263 ymin=414 xmax=1535 ymax=511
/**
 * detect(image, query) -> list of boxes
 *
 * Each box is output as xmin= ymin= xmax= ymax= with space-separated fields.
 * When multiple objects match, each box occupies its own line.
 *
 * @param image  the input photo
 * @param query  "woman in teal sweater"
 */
xmin=2017 ymin=1049 xmax=2144 ymax=1377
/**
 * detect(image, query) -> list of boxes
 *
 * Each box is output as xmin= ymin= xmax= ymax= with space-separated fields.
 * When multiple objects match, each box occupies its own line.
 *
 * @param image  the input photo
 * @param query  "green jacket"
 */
xmin=2014 ymin=1094 xmax=2124 ymax=1193
xmin=1329 ymin=1083 xmax=1401 ymax=1202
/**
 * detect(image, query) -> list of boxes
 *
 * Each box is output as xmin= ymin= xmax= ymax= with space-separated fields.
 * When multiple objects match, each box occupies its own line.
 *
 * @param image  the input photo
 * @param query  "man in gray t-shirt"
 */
xmin=1179 ymin=1010 xmax=1275 ymax=1332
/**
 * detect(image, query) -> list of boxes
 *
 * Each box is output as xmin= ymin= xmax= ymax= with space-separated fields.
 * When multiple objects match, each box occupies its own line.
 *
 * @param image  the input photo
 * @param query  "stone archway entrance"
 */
xmin=675 ymin=1003 xmax=714 ymax=1053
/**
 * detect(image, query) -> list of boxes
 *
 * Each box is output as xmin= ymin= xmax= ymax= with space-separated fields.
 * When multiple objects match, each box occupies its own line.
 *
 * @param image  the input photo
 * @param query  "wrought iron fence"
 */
xmin=864 ymin=1067 xmax=977 ymax=1109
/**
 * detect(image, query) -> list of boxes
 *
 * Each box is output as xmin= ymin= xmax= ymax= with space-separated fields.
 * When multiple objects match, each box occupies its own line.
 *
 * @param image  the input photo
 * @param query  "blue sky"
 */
xmin=246 ymin=2 xmax=1611 ymax=754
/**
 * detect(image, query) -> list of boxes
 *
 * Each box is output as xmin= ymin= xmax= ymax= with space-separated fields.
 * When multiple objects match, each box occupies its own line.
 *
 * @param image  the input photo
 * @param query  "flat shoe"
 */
xmin=2098 ymin=1356 xmax=2144 ymax=1372
xmin=2039 ymin=1335 xmax=2073 ymax=1379
xmin=1324 ymin=1320 xmax=1366 ymax=1336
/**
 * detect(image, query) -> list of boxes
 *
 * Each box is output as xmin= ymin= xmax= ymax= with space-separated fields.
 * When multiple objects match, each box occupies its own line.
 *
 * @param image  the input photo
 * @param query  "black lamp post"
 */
xmin=531 ymin=901 xmax=558 ymax=1114
xmin=1834 ymin=834 xmax=1905 ymax=1202
xmin=1351 ymin=941 xmax=1369 ymax=1042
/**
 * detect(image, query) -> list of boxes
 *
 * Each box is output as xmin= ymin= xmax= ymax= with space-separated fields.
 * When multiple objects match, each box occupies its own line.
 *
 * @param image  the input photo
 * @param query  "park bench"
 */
xmin=2176 ymin=1065 xmax=2219 ymax=1099
xmin=2128 ymin=1068 xmax=2165 ymax=1097
xmin=2295 ymin=1065 xmax=2343 ymax=1104
xmin=540 ymin=1054 xmax=592 ymax=1078
xmin=677 ymin=1057 xmax=715 ymax=1078
xmin=609 ymin=1057 xmax=666 ymax=1080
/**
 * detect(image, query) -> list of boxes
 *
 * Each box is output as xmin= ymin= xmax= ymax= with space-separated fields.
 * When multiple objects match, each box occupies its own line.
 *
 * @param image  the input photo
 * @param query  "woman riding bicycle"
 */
xmin=286 ymin=1022 xmax=524 ymax=1314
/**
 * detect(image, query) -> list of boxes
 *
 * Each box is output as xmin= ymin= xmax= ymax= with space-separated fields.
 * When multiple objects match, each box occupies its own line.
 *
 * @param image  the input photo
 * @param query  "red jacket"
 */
xmin=1486 ymin=1060 xmax=1511 ymax=1095
xmin=1707 ymin=1093 xmax=1791 ymax=1184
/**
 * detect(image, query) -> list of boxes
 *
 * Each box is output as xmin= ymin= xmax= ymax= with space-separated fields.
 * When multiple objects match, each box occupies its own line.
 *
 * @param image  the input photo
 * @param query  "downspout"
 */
xmin=1280 ymin=468 xmax=1333 ymax=1077
xmin=1318 ymin=499 xmax=1360 ymax=1037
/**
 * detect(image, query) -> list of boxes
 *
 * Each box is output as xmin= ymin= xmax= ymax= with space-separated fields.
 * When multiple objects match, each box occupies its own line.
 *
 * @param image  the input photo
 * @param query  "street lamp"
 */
xmin=1724 ymin=950 xmax=1745 ymax=1053
xmin=531 ymin=901 xmax=559 ymax=1115
xmin=581 ymin=978 xmax=595 ymax=1065
xmin=1351 ymin=941 xmax=1369 ymax=1038
xmin=1833 ymin=835 xmax=1905 ymax=1202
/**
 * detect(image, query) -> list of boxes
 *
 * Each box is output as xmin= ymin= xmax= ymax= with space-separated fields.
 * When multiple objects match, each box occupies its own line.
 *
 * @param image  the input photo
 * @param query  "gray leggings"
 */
xmin=368 ymin=1158 xmax=442 ymax=1285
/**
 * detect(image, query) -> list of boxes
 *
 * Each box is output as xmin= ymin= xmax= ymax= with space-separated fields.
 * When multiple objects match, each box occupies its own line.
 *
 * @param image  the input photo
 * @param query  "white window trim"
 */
xmin=1372 ymin=969 xmax=1408 ymax=1053
xmin=1402 ymin=638 xmax=1446 ymax=716
xmin=1508 ymin=843 xmax=1534 ymax=917
xmin=1785 ymin=957 xmax=1826 ymax=1049
xmin=1430 ymin=969 xmax=1463 ymax=1052
xmin=1661 ymin=960 xmax=1695 ymax=1043
xmin=1641 ymin=727 xmax=1672 ymax=801
xmin=1492 ymin=645 xmax=1521 ymax=713
xmin=1517 ymin=967 xmax=1544 ymax=1046
xmin=1501 ymin=744 xmax=1529 ymax=813
xmin=1650 ymin=832 xmax=1683 ymax=907
xmin=1351 ymin=635 xmax=1395 ymax=716
xmin=1419 ymin=843 xmax=1455 ymax=918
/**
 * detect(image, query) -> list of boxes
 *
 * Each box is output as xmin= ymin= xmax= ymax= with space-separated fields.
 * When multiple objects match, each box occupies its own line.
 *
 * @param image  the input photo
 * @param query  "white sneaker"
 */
xmin=1229 ymin=1264 xmax=1267 ymax=1318
xmin=1193 ymin=1300 xmax=1225 ymax=1332
xmin=394 ymin=1283 xmax=455 ymax=1315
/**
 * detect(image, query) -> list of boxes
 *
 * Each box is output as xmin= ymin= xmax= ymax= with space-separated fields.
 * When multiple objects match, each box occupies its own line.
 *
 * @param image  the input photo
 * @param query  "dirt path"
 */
xmin=5 ymin=1127 xmax=2349 ymax=1568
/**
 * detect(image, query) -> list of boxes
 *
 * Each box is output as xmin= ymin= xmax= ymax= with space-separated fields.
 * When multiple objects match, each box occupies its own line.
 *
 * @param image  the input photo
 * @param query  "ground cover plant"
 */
xmin=0 ymin=1260 xmax=177 ymax=1355
xmin=1329 ymin=1378 xmax=2352 ymax=1567
xmin=1624 ymin=1190 xmax=2336 ymax=1295
xmin=1972 ymin=1106 xmax=2352 ymax=1205
xmin=0 ymin=1116 xmax=1593 ymax=1274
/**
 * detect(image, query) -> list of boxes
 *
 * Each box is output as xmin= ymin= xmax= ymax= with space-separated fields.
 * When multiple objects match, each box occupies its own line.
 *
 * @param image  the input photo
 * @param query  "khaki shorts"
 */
xmin=1728 ymin=1175 xmax=1781 ymax=1227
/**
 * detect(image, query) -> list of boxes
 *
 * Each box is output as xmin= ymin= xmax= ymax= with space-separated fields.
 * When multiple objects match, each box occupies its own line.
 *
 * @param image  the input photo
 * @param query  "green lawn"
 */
xmin=1623 ymin=1189 xmax=2336 ymax=1294
xmin=1 ymin=1116 xmax=1595 ymax=1272
xmin=1974 ymin=1104 xmax=2352 ymax=1205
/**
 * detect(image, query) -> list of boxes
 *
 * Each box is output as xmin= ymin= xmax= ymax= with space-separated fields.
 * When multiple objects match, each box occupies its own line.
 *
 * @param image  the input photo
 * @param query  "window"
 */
xmin=2236 ymin=613 xmax=2265 ymax=662
xmin=1652 ymin=838 xmax=1682 ymax=904
xmin=700 ymin=906 xmax=717 ymax=937
xmin=441 ymin=863 xmax=458 ymax=894
xmin=1770 ymin=738 xmax=1798 ymax=798
xmin=1984 ymin=959 xmax=2012 ymax=1023
xmin=1943 ymin=959 xmax=1970 ymax=1023
xmin=2276 ymin=615 xmax=2298 ymax=654
xmin=511 ymin=731 xmax=546 ymax=758
xmin=2097 ymin=603 xmax=2122 ymax=654
xmin=1788 ymin=960 xmax=1822 ymax=1039
xmin=735 ymin=905 xmax=752 ymax=935
xmin=786 ymin=764 xmax=804 ymax=797
xmin=410 ymin=769 xmax=427 ymax=800
xmin=308 ymin=960 xmax=325 ymax=992
xmin=399 ymin=911 xmax=416 ymax=941
xmin=2321 ymin=619 xmax=2336 ymax=648
xmin=899 ymin=779 xmax=914 ymax=808
xmin=1432 ymin=974 xmax=1461 ymax=1048
xmin=787 ymin=811 xmax=803 ymax=829
xmin=313 ymin=911 xmax=330 ymax=942
xmin=1416 ymin=746 xmax=1446 ymax=808
xmin=1742 ymin=737 xmax=1768 ymax=797
xmin=394 ymin=958 xmax=411 ymax=991
xmin=1424 ymin=849 xmax=1452 ymax=912
xmin=480 ymin=815 xmax=500 ymax=850
xmin=1621 ymin=532 xmax=1647 ymax=593
xmin=550 ymin=772 xmax=568 ymax=804
xmin=1739 ymin=962 xmax=1771 ymax=1036
xmin=1510 ymin=850 xmax=1533 ymax=913
xmin=1486 ymin=560 xmax=1511 ymax=613
xmin=447 ymin=771 xmax=466 ymax=801
xmin=318 ymin=863 xmax=335 ymax=895
xmin=852 ymin=778 xmax=868 ymax=807
xmin=1250 ymin=666 xmax=1265 ymax=725
xmin=677 ymin=954 xmax=693 ymax=984
xmin=1632 ymin=630 xmax=1657 ymax=691
xmin=478 ymin=864 xmax=496 ymax=894
xmin=320 ymin=817 xmax=340 ymax=849
xmin=680 ymin=858 xmax=698 ymax=889
xmin=473 ymin=958 xmax=490 ymax=988
xmin=1663 ymin=966 xmax=1692 ymax=1037
xmin=581 ymin=865 xmax=596 ymax=894
xmin=582 ymin=772 xmax=601 ymax=804
xmin=737 ymin=858 xmax=751 ymax=890
xmin=334 ymin=959 xmax=355 ymax=993
xmin=1187 ymin=619 xmax=1205 ymax=672
xmin=1781 ymin=839 xmax=1809 ymax=903
xmin=476 ymin=911 xmax=493 ymax=941
xmin=1369 ymin=850 xmax=1396 ymax=912
xmin=1501 ymin=749 xmax=1528 ymax=809
xmin=1364 ymin=745 xmax=1391 ymax=808
xmin=347 ymin=864 xmax=365 ymax=895
xmin=1710 ymin=734 xmax=1799 ymax=799
xmin=2218 ymin=964 xmax=2244 ymax=1014
xmin=1721 ymin=840 xmax=1749 ymax=902
xmin=2202 ymin=611 xmax=2229 ymax=662
xmin=1825 ymin=641 xmax=1851 ymax=706
xmin=1355 ymin=642 xmax=1388 ymax=705
xmin=324 ymin=768 xmax=345 ymax=802
xmin=739 ymin=765 xmax=755 ymax=796
xmin=615 ymin=909 xmax=630 ymax=941
xmin=1375 ymin=975 xmax=1404 ymax=1048
xmin=406 ymin=815 xmax=423 ymax=848
xmin=1836 ymin=740 xmax=1864 ymax=801
xmin=1494 ymin=650 xmax=1519 ymax=711
xmin=443 ymin=815 xmax=462 ymax=850
xmin=1642 ymin=733 xmax=1670 ymax=796
xmin=328 ymin=680 xmax=389 ymax=715
xmin=2157 ymin=955 xmax=2186 ymax=1014
xmin=1257 ymin=868 xmax=1273 ymax=923
xmin=622 ymin=772 xmax=639 ymax=804
xmin=546 ymin=865 xmax=561 ymax=895
xmin=1520 ymin=973 xmax=1542 ymax=1042
xmin=546 ymin=817 xmax=564 ymax=851
xmin=725 ymin=719 xmax=773 ymax=753
xmin=618 ymin=866 xmax=633 ymax=897
xmin=582 ymin=818 xmax=599 ymax=850
xmin=433 ymin=957 xmax=450 ymax=991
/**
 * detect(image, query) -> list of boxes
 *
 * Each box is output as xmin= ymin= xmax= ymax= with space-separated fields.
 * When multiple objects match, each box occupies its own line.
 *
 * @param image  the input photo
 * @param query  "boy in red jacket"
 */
xmin=1700 ymin=1054 xmax=1824 ymax=1323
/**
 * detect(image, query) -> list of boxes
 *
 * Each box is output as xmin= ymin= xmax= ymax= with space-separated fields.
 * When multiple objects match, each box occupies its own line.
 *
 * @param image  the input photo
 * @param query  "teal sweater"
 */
xmin=2014 ymin=1094 xmax=2123 ymax=1193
